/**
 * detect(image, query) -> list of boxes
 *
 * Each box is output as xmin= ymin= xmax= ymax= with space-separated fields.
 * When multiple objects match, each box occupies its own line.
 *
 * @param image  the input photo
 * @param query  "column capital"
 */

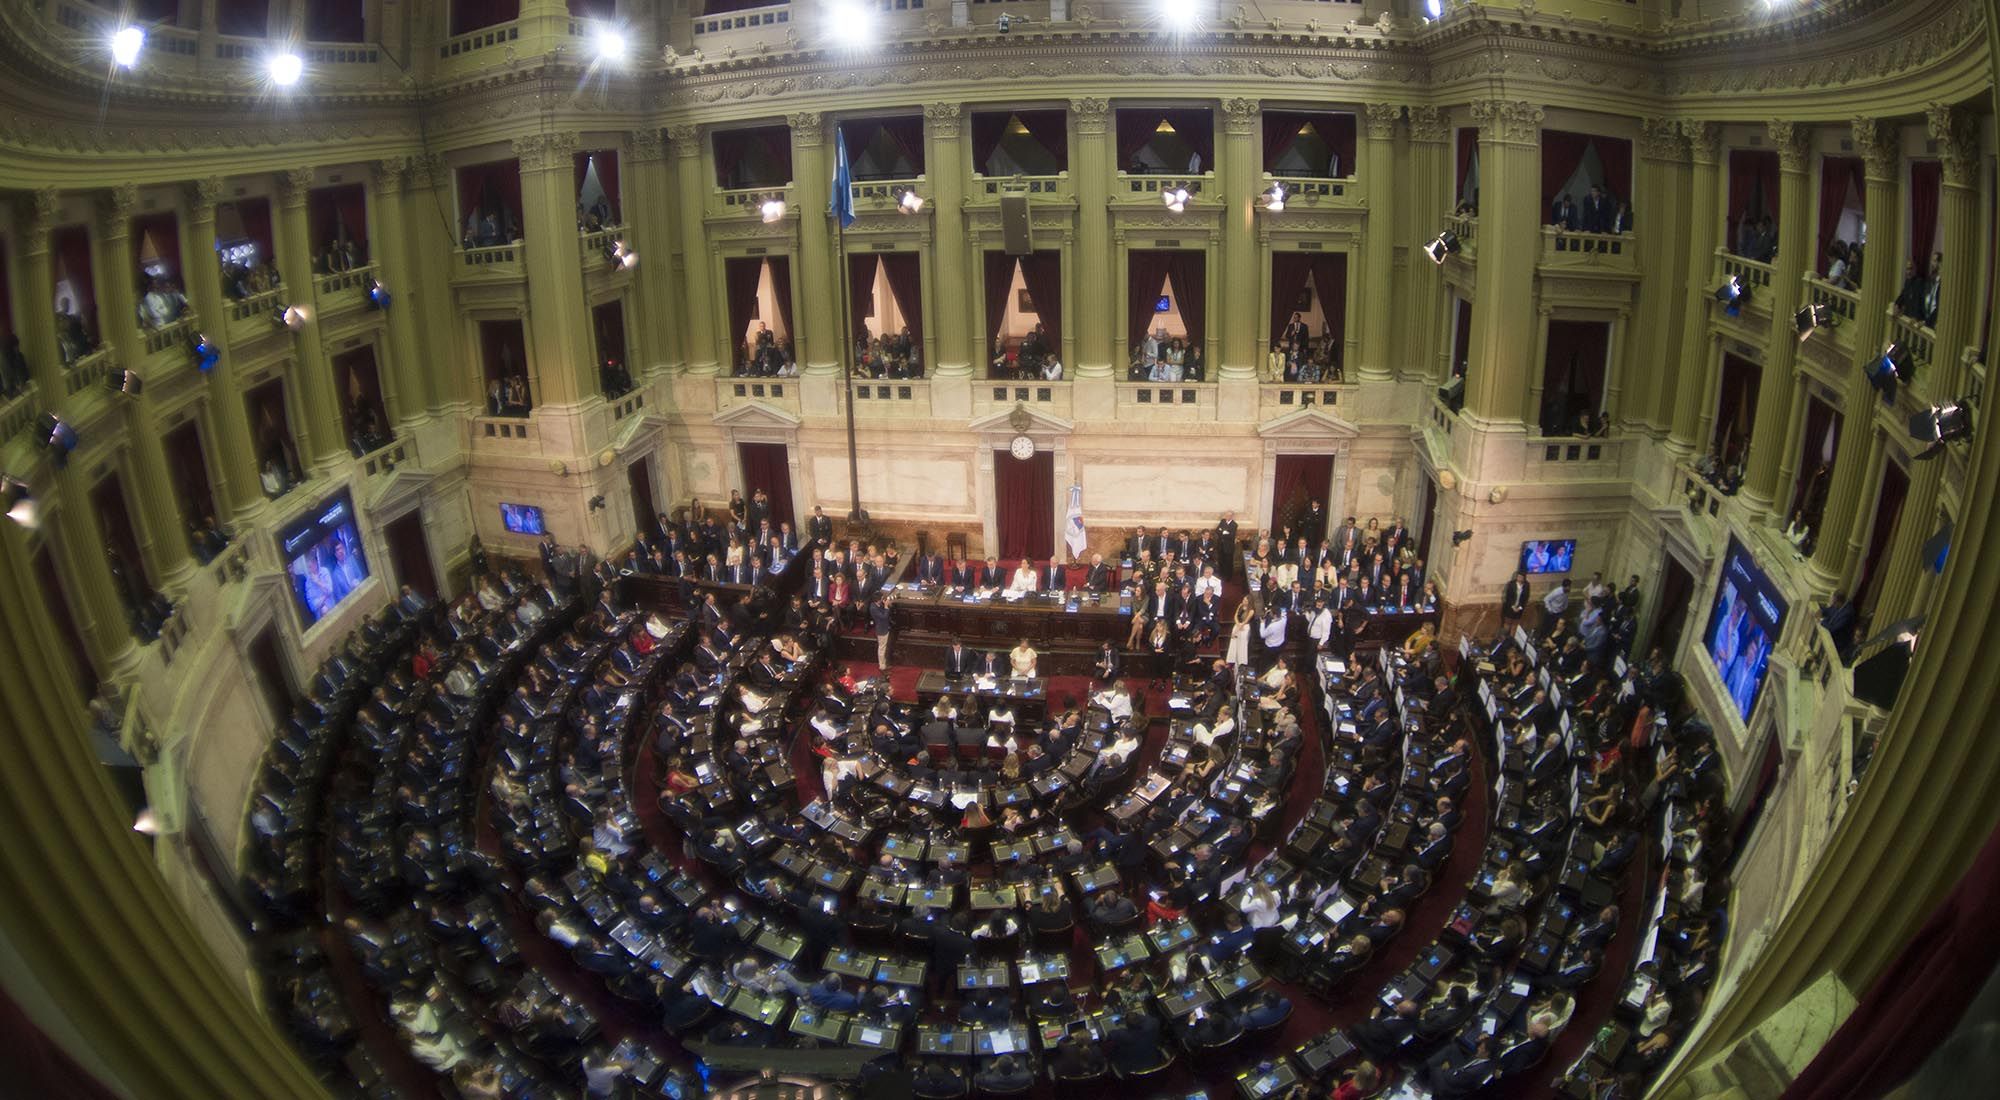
xmin=787 ymin=111 xmax=824 ymax=148
xmin=1850 ymin=117 xmax=1897 ymax=182
xmin=1362 ymin=102 xmax=1401 ymax=142
xmin=184 ymin=176 xmax=225 ymax=222
xmin=1221 ymin=97 xmax=1261 ymax=136
xmin=1069 ymin=97 xmax=1111 ymax=134
xmin=511 ymin=131 xmax=577 ymax=172
xmin=1405 ymin=105 xmax=1448 ymax=144
xmin=369 ymin=157 xmax=409 ymax=195
xmin=1637 ymin=117 xmax=1685 ymax=163
xmin=22 ymin=187 xmax=60 ymax=245
xmin=923 ymin=102 xmax=962 ymax=139
xmin=406 ymin=152 xmax=446 ymax=190
xmin=1766 ymin=120 xmax=1810 ymax=173
xmin=276 ymin=167 xmax=315 ymax=208
xmin=1467 ymin=99 xmax=1543 ymax=145
xmin=1926 ymin=102 xmax=1978 ymax=186
xmin=1679 ymin=119 xmax=1722 ymax=164
xmin=630 ymin=127 xmax=667 ymax=164
xmin=97 ymin=183 xmax=138 ymax=235
xmin=668 ymin=123 xmax=702 ymax=152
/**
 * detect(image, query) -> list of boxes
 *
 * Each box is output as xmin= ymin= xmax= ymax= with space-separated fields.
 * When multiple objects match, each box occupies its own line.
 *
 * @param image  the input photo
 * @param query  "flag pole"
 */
xmin=830 ymin=129 xmax=866 ymax=526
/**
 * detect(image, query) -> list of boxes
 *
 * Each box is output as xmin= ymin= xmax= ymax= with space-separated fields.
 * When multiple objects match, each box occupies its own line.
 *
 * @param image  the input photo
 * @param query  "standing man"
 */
xmin=1501 ymin=571 xmax=1531 ymax=632
xmin=806 ymin=505 xmax=834 ymax=548
xmin=871 ymin=596 xmax=893 ymax=674
xmin=1215 ymin=511 xmax=1240 ymax=581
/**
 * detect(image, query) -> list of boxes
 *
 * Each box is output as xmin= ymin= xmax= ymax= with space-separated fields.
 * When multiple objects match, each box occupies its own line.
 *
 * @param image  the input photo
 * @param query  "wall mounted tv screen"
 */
xmin=1704 ymin=537 xmax=1789 ymax=722
xmin=280 ymin=490 xmax=370 ymax=626
xmin=1519 ymin=539 xmax=1575 ymax=574
xmin=501 ymin=503 xmax=545 ymax=535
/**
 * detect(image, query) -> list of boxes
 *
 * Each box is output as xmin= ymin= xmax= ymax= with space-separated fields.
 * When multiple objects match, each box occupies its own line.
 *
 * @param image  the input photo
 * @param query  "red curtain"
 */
xmin=880 ymin=252 xmax=924 ymax=351
xmin=970 ymin=110 xmax=1068 ymax=174
xmin=163 ymin=420 xmax=218 ymax=527
xmin=1540 ymin=320 xmax=1611 ymax=432
xmin=1909 ymin=160 xmax=1943 ymax=267
xmin=132 ymin=212 xmax=183 ymax=286
xmin=592 ymin=299 xmax=626 ymax=366
xmin=1163 ymin=249 xmax=1206 ymax=353
xmin=1713 ymin=354 xmax=1762 ymax=463
xmin=1782 ymin=818 xmax=2000 ymax=1100
xmin=1116 ymin=109 xmax=1214 ymax=171
xmin=983 ymin=251 xmax=1016 ymax=350
xmin=1789 ymin=397 xmax=1841 ymax=522
xmin=574 ymin=150 xmax=621 ymax=221
xmin=1270 ymin=454 xmax=1333 ymax=536
xmin=1270 ymin=252 xmax=1312 ymax=344
xmin=217 ymin=0 xmax=269 ymax=37
xmin=477 ymin=319 xmax=528 ymax=388
xmin=767 ymin=256 xmax=795 ymax=342
xmin=384 ymin=513 xmax=438 ymax=600
xmin=1728 ymin=150 xmax=1781 ymax=253
xmin=723 ymin=257 xmax=764 ymax=359
xmin=1456 ymin=128 xmax=1479 ymax=204
xmin=712 ymin=126 xmax=793 ymax=189
xmin=1597 ymin=137 xmax=1633 ymax=206
xmin=994 ymin=449 xmax=1055 ymax=561
xmin=737 ymin=442 xmax=795 ymax=530
xmin=449 ymin=0 xmax=518 ymax=37
xmin=1541 ymin=130 xmax=1592 ymax=217
xmin=91 ymin=471 xmax=151 ymax=589
xmin=309 ymin=183 xmax=369 ymax=253
xmin=231 ymin=198 xmax=276 ymax=266
xmin=304 ymin=1 xmax=364 ymax=41
xmin=52 ymin=224 xmax=96 ymax=342
xmin=1855 ymin=458 xmax=1909 ymax=612
xmin=1019 ymin=250 xmax=1062 ymax=353
xmin=1127 ymin=250 xmax=1170 ymax=354
xmin=1263 ymin=112 xmax=1358 ymax=177
xmin=244 ymin=378 xmax=298 ymax=474
xmin=457 ymin=161 xmax=522 ymax=227
xmin=1817 ymin=156 xmax=1864 ymax=274
xmin=332 ymin=345 xmax=387 ymax=438
xmin=845 ymin=253 xmax=876 ymax=349
xmin=1312 ymin=252 xmax=1348 ymax=355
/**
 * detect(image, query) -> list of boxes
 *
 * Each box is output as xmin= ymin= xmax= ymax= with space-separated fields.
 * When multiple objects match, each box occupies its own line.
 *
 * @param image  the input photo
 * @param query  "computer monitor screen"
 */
xmin=501 ymin=502 xmax=545 ymax=535
xmin=1704 ymin=537 xmax=1789 ymax=721
xmin=1519 ymin=539 xmax=1576 ymax=574
xmin=280 ymin=490 xmax=370 ymax=626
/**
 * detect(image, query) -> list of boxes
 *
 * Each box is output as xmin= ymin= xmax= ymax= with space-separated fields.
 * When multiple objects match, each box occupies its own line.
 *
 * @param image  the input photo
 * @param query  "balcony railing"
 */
xmin=718 ymin=186 xmax=793 ymax=217
xmin=1259 ymin=383 xmax=1355 ymax=419
xmin=227 ymin=287 xmax=286 ymax=323
xmin=977 ymin=380 xmax=1072 ymax=419
xmin=1117 ymin=173 xmax=1213 ymax=203
xmin=141 ymin=314 xmax=199 ymax=357
xmin=473 ymin=417 xmax=537 ymax=446
xmin=1446 ymin=214 xmax=1477 ymax=258
xmin=1803 ymin=275 xmax=1859 ymax=324
xmin=313 ymin=263 xmax=376 ymax=302
xmin=456 ymin=243 xmax=523 ymax=271
xmin=65 ymin=348 xmax=112 ymax=396
xmin=1115 ymin=383 xmax=1212 ymax=420
xmin=438 ymin=20 xmax=520 ymax=60
xmin=1717 ymin=250 xmax=1775 ymax=293
xmin=694 ymin=3 xmax=790 ymax=36
xmin=717 ymin=377 xmax=803 ymax=418
xmin=975 ymin=173 xmax=1068 ymax=198
xmin=358 ymin=438 xmax=409 ymax=479
xmin=850 ymin=380 xmax=930 ymax=418
xmin=0 ymin=383 xmax=37 ymax=442
xmin=850 ymin=178 xmax=924 ymax=211
xmin=1261 ymin=172 xmax=1358 ymax=205
xmin=1527 ymin=435 xmax=1627 ymax=482
xmin=1886 ymin=308 xmax=1936 ymax=376
xmin=1541 ymin=227 xmax=1636 ymax=269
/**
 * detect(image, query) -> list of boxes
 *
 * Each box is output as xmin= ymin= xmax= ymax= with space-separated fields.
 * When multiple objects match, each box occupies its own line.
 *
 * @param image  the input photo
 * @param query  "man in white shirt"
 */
xmin=1194 ymin=564 xmax=1223 ymax=600
xmin=1041 ymin=356 xmax=1063 ymax=381
xmin=1542 ymin=578 xmax=1571 ymax=625
xmin=1259 ymin=607 xmax=1289 ymax=652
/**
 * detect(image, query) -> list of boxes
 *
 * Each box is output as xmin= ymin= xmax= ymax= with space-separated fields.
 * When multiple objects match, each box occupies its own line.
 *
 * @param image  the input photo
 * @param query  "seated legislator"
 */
xmin=1009 ymin=639 xmax=1038 ymax=678
xmin=1008 ymin=558 xmax=1039 ymax=594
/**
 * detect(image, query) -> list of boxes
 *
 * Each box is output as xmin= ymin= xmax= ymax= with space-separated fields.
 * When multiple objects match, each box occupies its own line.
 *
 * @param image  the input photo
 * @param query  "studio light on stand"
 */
xmin=1795 ymin=303 xmax=1835 ymax=341
xmin=1713 ymin=275 xmax=1748 ymax=316
xmin=896 ymin=188 xmax=925 ymax=214
xmin=1 ymin=475 xmax=35 ymax=528
xmin=1262 ymin=183 xmax=1287 ymax=213
xmin=189 ymin=332 xmax=220 ymax=371
xmin=1424 ymin=230 xmax=1460 ymax=265
xmin=1910 ymin=398 xmax=1974 ymax=460
xmin=105 ymin=368 xmax=143 ymax=396
xmin=1161 ymin=186 xmax=1191 ymax=214
xmin=1866 ymin=342 xmax=1909 ymax=401
xmin=759 ymin=199 xmax=787 ymax=223
xmin=366 ymin=279 xmax=392 ymax=309
xmin=39 ymin=415 xmax=79 ymax=468
xmin=271 ymin=304 xmax=308 ymax=331
xmin=1450 ymin=529 xmax=1473 ymax=547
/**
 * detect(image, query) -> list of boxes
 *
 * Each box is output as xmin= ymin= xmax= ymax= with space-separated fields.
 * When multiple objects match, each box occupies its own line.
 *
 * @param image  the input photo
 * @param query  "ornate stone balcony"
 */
xmin=1539 ymin=227 xmax=1637 ymax=276
xmin=717 ymin=377 xmax=803 ymax=420
xmin=0 ymin=382 xmax=37 ymax=444
xmin=1801 ymin=275 xmax=1860 ymax=355
xmin=452 ymin=243 xmax=525 ymax=286
xmin=141 ymin=314 xmax=200 ymax=359
xmin=312 ymin=264 xmax=378 ymax=315
xmin=64 ymin=348 xmax=113 ymax=397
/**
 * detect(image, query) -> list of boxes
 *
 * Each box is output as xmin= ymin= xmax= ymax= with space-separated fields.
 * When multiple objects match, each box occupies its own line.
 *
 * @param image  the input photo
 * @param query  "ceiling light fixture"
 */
xmin=110 ymin=26 xmax=145 ymax=68
xmin=268 ymin=51 xmax=304 ymax=87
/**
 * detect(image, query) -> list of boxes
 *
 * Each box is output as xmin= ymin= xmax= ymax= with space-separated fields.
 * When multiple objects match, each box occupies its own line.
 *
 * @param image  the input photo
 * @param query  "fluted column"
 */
xmin=1461 ymin=100 xmax=1543 ymax=425
xmin=924 ymin=104 xmax=972 ymax=377
xmin=51 ymin=481 xmax=136 ymax=665
xmin=182 ymin=179 xmax=265 ymax=521
xmin=1218 ymin=97 xmax=1262 ymax=380
xmin=1404 ymin=107 xmax=1450 ymax=383
xmin=1670 ymin=122 xmax=1724 ymax=454
xmin=1630 ymin=118 xmax=1690 ymax=435
xmin=272 ymin=168 xmax=346 ymax=468
xmin=791 ymin=112 xmax=837 ymax=376
xmin=400 ymin=155 xmax=467 ymax=410
xmin=669 ymin=124 xmax=719 ymax=377
xmin=1811 ymin=119 xmax=1902 ymax=589
xmin=15 ymin=190 xmax=68 ymax=400
xmin=1356 ymin=102 xmax=1400 ymax=383
xmin=366 ymin=158 xmax=428 ymax=431
xmin=1743 ymin=122 xmax=1812 ymax=508
xmin=625 ymin=129 xmax=676 ymax=378
xmin=1070 ymin=97 xmax=1114 ymax=379
xmin=93 ymin=185 xmax=142 ymax=372
xmin=515 ymin=132 xmax=593 ymax=406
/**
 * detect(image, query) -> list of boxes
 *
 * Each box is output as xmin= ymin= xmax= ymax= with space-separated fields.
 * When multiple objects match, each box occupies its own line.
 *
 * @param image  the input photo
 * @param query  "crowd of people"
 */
xmin=989 ymin=323 xmax=1061 ymax=381
xmin=1128 ymin=326 xmax=1206 ymax=382
xmin=222 ymin=254 xmax=283 ymax=300
xmin=136 ymin=273 xmax=191 ymax=330
xmin=1269 ymin=311 xmax=1342 ymax=384
xmin=1549 ymin=186 xmax=1633 ymax=235
xmin=1894 ymin=251 xmax=1943 ymax=327
xmin=735 ymin=322 xmax=798 ymax=377
xmin=486 ymin=374 xmax=533 ymax=418
xmin=854 ymin=326 xmax=924 ymax=379
xmin=1733 ymin=215 xmax=1779 ymax=263
xmin=315 ymin=235 xmax=367 ymax=276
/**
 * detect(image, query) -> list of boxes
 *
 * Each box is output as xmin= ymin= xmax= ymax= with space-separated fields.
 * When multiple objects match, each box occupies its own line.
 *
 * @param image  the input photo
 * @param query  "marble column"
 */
xmin=92 ymin=185 xmax=142 ymax=374
xmin=1742 ymin=121 xmax=1811 ymax=509
xmin=401 ymin=154 xmax=470 ymax=410
xmin=14 ymin=190 xmax=68 ymax=401
xmin=1812 ymin=118 xmax=1901 ymax=590
xmin=514 ymin=131 xmax=592 ymax=407
xmin=182 ymin=178 xmax=266 ymax=521
xmin=924 ymin=104 xmax=972 ymax=377
xmin=1356 ymin=102 xmax=1400 ymax=383
xmin=271 ymin=167 xmax=348 ymax=468
xmin=51 ymin=478 xmax=137 ymax=666
xmin=624 ymin=129 xmax=675 ymax=378
xmin=1461 ymin=100 xmax=1543 ymax=426
xmin=1404 ymin=107 xmax=1450 ymax=383
xmin=1631 ymin=118 xmax=1690 ymax=436
xmin=366 ymin=158 xmax=430 ymax=432
xmin=669 ymin=124 xmax=719 ymax=377
xmin=790 ymin=112 xmax=837 ymax=377
xmin=1669 ymin=122 xmax=1724 ymax=454
xmin=1218 ymin=97 xmax=1262 ymax=381
xmin=1070 ymin=97 xmax=1114 ymax=379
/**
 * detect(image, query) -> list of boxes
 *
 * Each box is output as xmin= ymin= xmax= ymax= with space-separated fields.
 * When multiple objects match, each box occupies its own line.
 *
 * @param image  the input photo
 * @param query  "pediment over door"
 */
xmin=968 ymin=404 xmax=1075 ymax=437
xmin=1256 ymin=407 xmax=1361 ymax=442
xmin=711 ymin=401 xmax=803 ymax=430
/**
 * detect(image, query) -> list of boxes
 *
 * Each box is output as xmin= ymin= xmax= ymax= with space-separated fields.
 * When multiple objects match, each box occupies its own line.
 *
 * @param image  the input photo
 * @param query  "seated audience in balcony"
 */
xmin=137 ymin=276 xmax=188 ymax=330
xmin=488 ymin=374 xmax=531 ymax=417
xmin=578 ymin=196 xmax=613 ymax=231
xmin=1825 ymin=240 xmax=1857 ymax=289
xmin=1551 ymin=193 xmax=1579 ymax=231
xmin=600 ymin=356 xmax=633 ymax=398
xmin=224 ymin=257 xmax=282 ymax=300
xmin=1609 ymin=199 xmax=1634 ymax=234
xmin=347 ymin=401 xmax=390 ymax=457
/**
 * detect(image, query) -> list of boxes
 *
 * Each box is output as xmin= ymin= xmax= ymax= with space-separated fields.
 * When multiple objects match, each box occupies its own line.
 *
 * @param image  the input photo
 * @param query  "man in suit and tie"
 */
xmin=1301 ymin=499 xmax=1328 ymax=546
xmin=914 ymin=549 xmax=946 ymax=585
xmin=1041 ymin=559 xmax=1066 ymax=592
xmin=1126 ymin=526 xmax=1149 ymax=563
xmin=1094 ymin=641 xmax=1122 ymax=683
xmin=1501 ymin=570 xmax=1531 ymax=628
xmin=1147 ymin=579 xmax=1179 ymax=627
xmin=1334 ymin=520 xmax=1362 ymax=569
xmin=1214 ymin=511 xmax=1239 ymax=579
xmin=804 ymin=505 xmax=834 ymax=548
xmin=1151 ymin=527 xmax=1174 ymax=562
xmin=944 ymin=637 xmax=974 ymax=679
xmin=1084 ymin=554 xmax=1112 ymax=593
xmin=1580 ymin=185 xmax=1612 ymax=233
xmin=976 ymin=557 xmax=1006 ymax=591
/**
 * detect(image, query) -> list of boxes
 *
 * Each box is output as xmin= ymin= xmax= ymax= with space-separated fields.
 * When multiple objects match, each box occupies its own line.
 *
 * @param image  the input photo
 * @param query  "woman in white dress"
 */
xmin=1225 ymin=598 xmax=1254 ymax=667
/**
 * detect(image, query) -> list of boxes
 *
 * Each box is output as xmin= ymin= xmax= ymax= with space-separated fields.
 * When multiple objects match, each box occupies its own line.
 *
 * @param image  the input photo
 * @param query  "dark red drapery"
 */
xmin=1163 ymin=249 xmax=1206 ymax=353
xmin=841 ymin=116 xmax=925 ymax=179
xmin=1456 ymin=128 xmax=1479 ymax=205
xmin=1713 ymin=353 xmax=1762 ymax=463
xmin=382 ymin=513 xmax=436 ymax=601
xmin=456 ymin=160 xmax=522 ymax=228
xmin=331 ymin=345 xmax=388 ymax=439
xmin=1540 ymin=320 xmax=1612 ymax=432
xmin=1598 ymin=136 xmax=1633 ymax=206
xmin=1789 ymin=396 xmax=1841 ymax=523
xmin=1817 ymin=156 xmax=1865 ymax=274
xmin=970 ymin=109 xmax=1069 ymax=174
xmin=1782 ymin=818 xmax=2000 ymax=1100
xmin=574 ymin=149 xmax=621 ymax=222
xmin=1115 ymin=108 xmax=1215 ymax=171
xmin=309 ymin=183 xmax=369 ymax=253
xmin=983 ymin=251 xmax=1016 ymax=350
xmin=244 ymin=377 xmax=298 ymax=474
xmin=1909 ymin=160 xmax=1943 ymax=267
xmin=1127 ymin=249 xmax=1169 ymax=355
xmin=1271 ymin=454 xmax=1333 ymax=537
xmin=1855 ymin=458 xmax=1909 ymax=612
xmin=1018 ymin=250 xmax=1062 ymax=353
xmin=592 ymin=299 xmax=627 ymax=367
xmin=1541 ymin=130 xmax=1591 ymax=218
xmin=131 ymin=212 xmax=183 ymax=287
xmin=226 ymin=198 xmax=276 ymax=266
xmin=1270 ymin=253 xmax=1312 ymax=345
xmin=736 ymin=442 xmax=795 ymax=530
xmin=723 ymin=256 xmax=764 ymax=359
xmin=767 ymin=255 xmax=795 ymax=345
xmin=712 ymin=125 xmax=794 ymax=190
xmin=477 ymin=319 xmax=529 ymax=388
xmin=51 ymin=224 xmax=96 ymax=341
xmin=879 ymin=252 xmax=924 ymax=350
xmin=449 ymin=0 xmax=518 ymax=37
xmin=305 ymin=0 xmax=364 ymax=41
xmin=163 ymin=419 xmax=218 ymax=527
xmin=1313 ymin=252 xmax=1348 ymax=353
xmin=217 ymin=0 xmax=270 ymax=37
xmin=845 ymin=253 xmax=876 ymax=350
xmin=1728 ymin=150 xmax=1781 ymax=255
xmin=91 ymin=470 xmax=151 ymax=589
xmin=1262 ymin=111 xmax=1358 ymax=178
xmin=994 ymin=449 xmax=1055 ymax=561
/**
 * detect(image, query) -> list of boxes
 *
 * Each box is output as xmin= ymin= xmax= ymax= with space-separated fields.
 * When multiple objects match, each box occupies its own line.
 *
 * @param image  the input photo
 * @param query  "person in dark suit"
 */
xmin=976 ymin=558 xmax=1005 ymax=591
xmin=1084 ymin=554 xmax=1112 ymax=593
xmin=1430 ymin=1036 xmax=1498 ymax=1098
xmin=974 ymin=1055 xmax=1034 ymax=1093
xmin=1301 ymin=499 xmax=1329 ymax=545
xmin=1146 ymin=580 xmax=1179 ymax=628
xmin=1102 ymin=1011 xmax=1165 ymax=1073
xmin=1093 ymin=641 xmax=1122 ymax=683
xmin=805 ymin=505 xmax=833 ymax=547
xmin=944 ymin=638 xmax=974 ymax=678
xmin=1042 ymin=559 xmax=1067 ymax=591
xmin=1550 ymin=193 xmax=1579 ymax=230
xmin=1352 ymin=999 xmax=1420 ymax=1057
xmin=915 ymin=550 xmax=946 ymax=585
xmin=1502 ymin=571 xmax=1531 ymax=627
xmin=1580 ymin=185 xmax=1612 ymax=233
xmin=1495 ymin=1021 xmax=1551 ymax=1075
xmin=1214 ymin=512 xmax=1239 ymax=579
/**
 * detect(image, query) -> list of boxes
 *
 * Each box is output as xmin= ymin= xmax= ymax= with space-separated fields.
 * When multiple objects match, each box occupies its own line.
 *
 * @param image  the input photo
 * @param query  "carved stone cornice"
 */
xmin=184 ymin=176 xmax=225 ymax=222
xmin=630 ymin=128 xmax=667 ymax=164
xmin=21 ymin=187 xmax=60 ymax=248
xmin=1766 ymin=120 xmax=1810 ymax=173
xmin=668 ymin=123 xmax=702 ymax=156
xmin=369 ymin=157 xmax=408 ymax=195
xmin=97 ymin=183 xmax=137 ymax=236
xmin=276 ymin=167 xmax=315 ymax=208
xmin=1679 ymin=120 xmax=1722 ymax=165
xmin=787 ymin=112 xmax=823 ymax=149
xmin=1362 ymin=103 xmax=1400 ymax=142
xmin=1850 ymin=117 xmax=1896 ymax=182
xmin=1467 ymin=100 xmax=1543 ymax=145
xmin=408 ymin=153 xmax=445 ymax=190
xmin=1405 ymin=105 xmax=1448 ymax=144
xmin=923 ymin=102 xmax=961 ymax=140
xmin=1221 ymin=98 xmax=1261 ymax=136
xmin=1637 ymin=117 xmax=1685 ymax=163
xmin=512 ymin=131 xmax=577 ymax=172
xmin=1926 ymin=102 xmax=1978 ymax=187
xmin=1069 ymin=97 xmax=1111 ymax=134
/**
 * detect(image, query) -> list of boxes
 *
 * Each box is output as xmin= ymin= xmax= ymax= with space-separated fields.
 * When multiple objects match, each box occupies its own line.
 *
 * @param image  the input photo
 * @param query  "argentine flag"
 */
xmin=1064 ymin=484 xmax=1088 ymax=562
xmin=830 ymin=127 xmax=855 ymax=229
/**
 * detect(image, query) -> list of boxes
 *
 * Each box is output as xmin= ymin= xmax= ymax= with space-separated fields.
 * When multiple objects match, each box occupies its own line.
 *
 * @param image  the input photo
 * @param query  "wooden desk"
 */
xmin=886 ymin=585 xmax=1131 ymax=647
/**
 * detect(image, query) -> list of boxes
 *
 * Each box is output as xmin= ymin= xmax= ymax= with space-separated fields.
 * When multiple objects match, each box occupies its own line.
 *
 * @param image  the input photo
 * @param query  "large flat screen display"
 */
xmin=281 ymin=490 xmax=370 ymax=626
xmin=1704 ymin=537 xmax=1788 ymax=722
xmin=501 ymin=502 xmax=546 ymax=535
xmin=1519 ymin=539 xmax=1576 ymax=574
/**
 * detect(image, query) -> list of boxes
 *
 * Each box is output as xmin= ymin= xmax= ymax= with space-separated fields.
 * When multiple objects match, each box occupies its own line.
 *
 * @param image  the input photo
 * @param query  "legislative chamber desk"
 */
xmin=886 ymin=584 xmax=1132 ymax=645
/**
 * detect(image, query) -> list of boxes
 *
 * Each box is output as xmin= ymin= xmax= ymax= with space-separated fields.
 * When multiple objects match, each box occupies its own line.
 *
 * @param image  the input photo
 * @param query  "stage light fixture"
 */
xmin=272 ymin=304 xmax=308 ymax=331
xmin=826 ymin=1 xmax=877 ymax=48
xmin=998 ymin=14 xmax=1014 ymax=33
xmin=1451 ymin=529 xmax=1473 ymax=547
xmin=897 ymin=189 xmax=925 ymax=214
xmin=1867 ymin=342 xmax=1909 ymax=401
xmin=588 ymin=494 xmax=608 ymax=512
xmin=268 ymin=51 xmax=304 ymax=87
xmin=189 ymin=332 xmax=220 ymax=371
xmin=1795 ymin=303 xmax=1835 ymax=340
xmin=1161 ymin=186 xmax=1191 ymax=214
xmin=1427 ymin=0 xmax=1445 ymax=18
xmin=1910 ymin=399 xmax=1973 ymax=460
xmin=39 ymin=415 xmax=79 ymax=468
xmin=1713 ymin=275 xmax=1748 ymax=315
xmin=106 ymin=369 xmax=143 ymax=396
xmin=1 ymin=476 xmax=35 ymax=528
xmin=1424 ymin=230 xmax=1460 ymax=265
xmin=760 ymin=199 xmax=787 ymax=223
xmin=1263 ymin=183 xmax=1286 ymax=212
xmin=366 ymin=280 xmax=391 ymax=309
xmin=1159 ymin=0 xmax=1199 ymax=33
xmin=110 ymin=26 xmax=145 ymax=68
xmin=593 ymin=26 xmax=629 ymax=63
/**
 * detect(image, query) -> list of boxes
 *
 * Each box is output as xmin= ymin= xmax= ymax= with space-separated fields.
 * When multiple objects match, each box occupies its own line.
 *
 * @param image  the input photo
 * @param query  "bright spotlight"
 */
xmin=272 ymin=304 xmax=308 ymax=331
xmin=1161 ymin=186 xmax=1190 ymax=213
xmin=827 ymin=1 xmax=877 ymax=48
xmin=1911 ymin=399 xmax=1974 ymax=459
xmin=110 ymin=26 xmax=145 ymax=68
xmin=1263 ymin=183 xmax=1286 ymax=212
xmin=898 ymin=189 xmax=925 ymax=214
xmin=760 ymin=199 xmax=787 ymax=223
xmin=268 ymin=51 xmax=303 ymax=86
xmin=1 ymin=476 xmax=35 ymax=529
xmin=1425 ymin=0 xmax=1444 ymax=19
xmin=1424 ymin=231 xmax=1461 ymax=265
xmin=1713 ymin=275 xmax=1748 ymax=316
xmin=593 ymin=27 xmax=629 ymax=63
xmin=1159 ymin=0 xmax=1199 ymax=32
